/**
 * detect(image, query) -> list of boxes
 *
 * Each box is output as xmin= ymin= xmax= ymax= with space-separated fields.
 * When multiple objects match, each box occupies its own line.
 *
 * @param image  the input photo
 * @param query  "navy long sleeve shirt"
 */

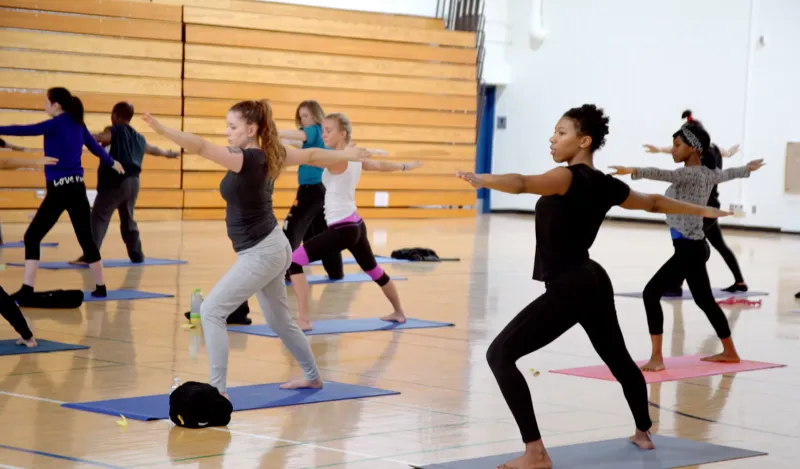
xmin=0 ymin=113 xmax=115 ymax=182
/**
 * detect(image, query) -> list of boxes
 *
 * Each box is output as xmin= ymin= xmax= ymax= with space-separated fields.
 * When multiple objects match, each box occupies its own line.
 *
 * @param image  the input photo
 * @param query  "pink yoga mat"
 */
xmin=550 ymin=354 xmax=786 ymax=384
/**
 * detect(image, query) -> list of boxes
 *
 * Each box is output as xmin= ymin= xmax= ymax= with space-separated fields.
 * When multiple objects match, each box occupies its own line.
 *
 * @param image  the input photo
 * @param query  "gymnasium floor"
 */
xmin=0 ymin=214 xmax=798 ymax=468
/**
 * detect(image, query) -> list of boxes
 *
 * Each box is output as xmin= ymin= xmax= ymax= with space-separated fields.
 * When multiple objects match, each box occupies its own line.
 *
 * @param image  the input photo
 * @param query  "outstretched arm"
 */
xmin=456 ymin=167 xmax=572 ymax=196
xmin=145 ymin=143 xmax=179 ymax=158
xmin=610 ymin=165 xmax=696 ymax=183
xmin=362 ymin=160 xmax=422 ymax=172
xmin=141 ymin=112 xmax=242 ymax=172
xmin=619 ymin=190 xmax=730 ymax=217
xmin=0 ymin=156 xmax=59 ymax=170
xmin=0 ymin=119 xmax=55 ymax=137
xmin=643 ymin=144 xmax=672 ymax=154
xmin=718 ymin=159 xmax=763 ymax=183
xmin=279 ymin=129 xmax=307 ymax=141
xmin=283 ymin=145 xmax=369 ymax=168
xmin=720 ymin=144 xmax=740 ymax=158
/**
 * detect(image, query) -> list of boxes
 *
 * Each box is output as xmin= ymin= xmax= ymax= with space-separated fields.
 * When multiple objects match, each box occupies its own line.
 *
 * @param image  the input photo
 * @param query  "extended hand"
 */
xmin=642 ymin=144 xmax=660 ymax=154
xmin=456 ymin=170 xmax=485 ymax=188
xmin=746 ymin=158 xmax=765 ymax=171
xmin=609 ymin=165 xmax=635 ymax=176
xmin=112 ymin=161 xmax=125 ymax=174
xmin=166 ymin=150 xmax=180 ymax=158
xmin=42 ymin=157 xmax=59 ymax=165
xmin=702 ymin=207 xmax=733 ymax=218
xmin=404 ymin=161 xmax=423 ymax=171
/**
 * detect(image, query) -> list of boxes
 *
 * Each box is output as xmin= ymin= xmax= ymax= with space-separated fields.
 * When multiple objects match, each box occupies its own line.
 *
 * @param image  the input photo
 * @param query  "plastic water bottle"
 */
xmin=190 ymin=288 xmax=203 ymax=327
xmin=170 ymin=377 xmax=181 ymax=394
xmin=188 ymin=328 xmax=201 ymax=360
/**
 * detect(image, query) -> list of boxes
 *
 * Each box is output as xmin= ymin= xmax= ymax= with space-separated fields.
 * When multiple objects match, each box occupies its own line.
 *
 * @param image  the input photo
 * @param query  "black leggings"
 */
xmin=0 ymin=286 xmax=33 ymax=340
xmin=288 ymin=218 xmax=390 ymax=287
xmin=644 ymin=238 xmax=731 ymax=338
xmin=25 ymin=178 xmax=101 ymax=264
xmin=671 ymin=219 xmax=745 ymax=290
xmin=283 ymin=183 xmax=343 ymax=279
xmin=486 ymin=260 xmax=651 ymax=443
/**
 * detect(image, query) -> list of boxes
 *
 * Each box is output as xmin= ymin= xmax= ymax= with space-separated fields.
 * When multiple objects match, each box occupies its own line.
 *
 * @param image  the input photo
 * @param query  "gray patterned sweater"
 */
xmin=632 ymin=165 xmax=751 ymax=240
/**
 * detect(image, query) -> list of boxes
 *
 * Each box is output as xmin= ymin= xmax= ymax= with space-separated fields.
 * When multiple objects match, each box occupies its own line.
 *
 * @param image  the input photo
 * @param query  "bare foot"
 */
xmin=497 ymin=449 xmax=552 ymax=469
xmin=628 ymin=429 xmax=655 ymax=450
xmin=640 ymin=358 xmax=665 ymax=372
xmin=296 ymin=318 xmax=312 ymax=331
xmin=279 ymin=377 xmax=324 ymax=390
xmin=701 ymin=351 xmax=740 ymax=363
xmin=67 ymin=258 xmax=87 ymax=265
xmin=380 ymin=311 xmax=407 ymax=324
xmin=16 ymin=338 xmax=37 ymax=348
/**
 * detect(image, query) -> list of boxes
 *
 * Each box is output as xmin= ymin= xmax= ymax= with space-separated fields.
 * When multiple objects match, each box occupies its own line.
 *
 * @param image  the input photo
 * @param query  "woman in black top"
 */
xmin=457 ymin=104 xmax=730 ymax=469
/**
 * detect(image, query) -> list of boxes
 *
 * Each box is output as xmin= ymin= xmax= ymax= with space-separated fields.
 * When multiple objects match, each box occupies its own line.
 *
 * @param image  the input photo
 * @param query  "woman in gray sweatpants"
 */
xmin=142 ymin=100 xmax=371 ymax=394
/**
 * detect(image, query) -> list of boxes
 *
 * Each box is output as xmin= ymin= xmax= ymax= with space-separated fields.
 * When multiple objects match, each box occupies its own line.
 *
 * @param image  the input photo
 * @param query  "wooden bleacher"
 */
xmin=0 ymin=0 xmax=479 ymax=223
xmin=0 ymin=0 xmax=184 ymax=222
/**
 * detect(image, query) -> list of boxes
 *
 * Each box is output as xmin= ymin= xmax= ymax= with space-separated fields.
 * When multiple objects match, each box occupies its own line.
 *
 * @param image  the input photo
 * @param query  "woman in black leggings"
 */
xmin=644 ymin=115 xmax=747 ymax=295
xmin=612 ymin=111 xmax=764 ymax=374
xmin=456 ymin=104 xmax=729 ymax=469
xmin=0 ymin=87 xmax=124 ymax=299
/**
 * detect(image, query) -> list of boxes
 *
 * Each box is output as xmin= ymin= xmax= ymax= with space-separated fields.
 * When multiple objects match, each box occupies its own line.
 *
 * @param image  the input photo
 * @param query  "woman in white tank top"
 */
xmin=286 ymin=113 xmax=422 ymax=331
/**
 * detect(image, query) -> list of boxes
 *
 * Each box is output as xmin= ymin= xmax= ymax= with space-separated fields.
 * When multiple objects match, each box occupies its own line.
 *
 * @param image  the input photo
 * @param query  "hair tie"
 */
xmin=686 ymin=115 xmax=693 ymax=122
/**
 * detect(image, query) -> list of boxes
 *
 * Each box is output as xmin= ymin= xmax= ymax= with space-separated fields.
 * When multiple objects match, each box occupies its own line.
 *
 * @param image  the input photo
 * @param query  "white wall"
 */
xmin=491 ymin=0 xmax=800 ymax=232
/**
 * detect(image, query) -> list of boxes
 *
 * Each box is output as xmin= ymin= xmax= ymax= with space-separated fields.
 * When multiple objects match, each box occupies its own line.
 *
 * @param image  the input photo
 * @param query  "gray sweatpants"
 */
xmin=201 ymin=227 xmax=320 ymax=392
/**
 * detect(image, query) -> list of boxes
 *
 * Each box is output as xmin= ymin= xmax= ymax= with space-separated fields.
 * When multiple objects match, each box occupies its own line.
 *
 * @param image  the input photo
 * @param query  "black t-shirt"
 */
xmin=532 ymin=164 xmax=631 ymax=282
xmin=706 ymin=144 xmax=723 ymax=209
xmin=97 ymin=124 xmax=146 ymax=191
xmin=219 ymin=148 xmax=278 ymax=252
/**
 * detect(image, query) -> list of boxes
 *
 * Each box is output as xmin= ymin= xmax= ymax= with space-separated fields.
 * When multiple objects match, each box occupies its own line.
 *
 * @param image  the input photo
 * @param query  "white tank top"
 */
xmin=322 ymin=161 xmax=362 ymax=225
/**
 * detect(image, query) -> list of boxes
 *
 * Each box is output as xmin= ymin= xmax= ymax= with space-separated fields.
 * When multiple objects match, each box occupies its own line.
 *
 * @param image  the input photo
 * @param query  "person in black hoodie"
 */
xmin=70 ymin=102 xmax=178 ymax=265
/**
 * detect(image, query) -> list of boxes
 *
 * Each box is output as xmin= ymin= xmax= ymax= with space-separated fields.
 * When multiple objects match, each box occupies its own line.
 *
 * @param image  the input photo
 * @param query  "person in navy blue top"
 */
xmin=278 ymin=100 xmax=344 ymax=282
xmin=0 ymin=87 xmax=124 ymax=300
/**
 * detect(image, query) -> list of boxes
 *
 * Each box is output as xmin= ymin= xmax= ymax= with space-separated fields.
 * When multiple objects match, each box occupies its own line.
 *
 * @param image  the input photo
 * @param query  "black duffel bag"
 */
xmin=15 ymin=289 xmax=84 ymax=309
xmin=169 ymin=381 xmax=232 ymax=429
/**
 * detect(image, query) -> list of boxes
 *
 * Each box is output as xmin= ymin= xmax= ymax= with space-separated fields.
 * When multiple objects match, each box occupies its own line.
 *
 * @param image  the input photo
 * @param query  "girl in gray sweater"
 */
xmin=611 ymin=114 xmax=764 ymax=372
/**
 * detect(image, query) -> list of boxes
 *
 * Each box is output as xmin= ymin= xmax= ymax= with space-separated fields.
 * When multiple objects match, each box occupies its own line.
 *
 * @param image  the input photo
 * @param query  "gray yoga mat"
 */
xmin=413 ymin=435 xmax=766 ymax=469
xmin=616 ymin=289 xmax=769 ymax=300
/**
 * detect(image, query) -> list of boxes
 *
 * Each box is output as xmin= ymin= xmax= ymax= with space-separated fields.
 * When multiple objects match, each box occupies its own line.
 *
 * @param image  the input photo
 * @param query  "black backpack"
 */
xmin=169 ymin=381 xmax=233 ymax=428
xmin=390 ymin=247 xmax=440 ymax=261
xmin=15 ymin=289 xmax=84 ymax=309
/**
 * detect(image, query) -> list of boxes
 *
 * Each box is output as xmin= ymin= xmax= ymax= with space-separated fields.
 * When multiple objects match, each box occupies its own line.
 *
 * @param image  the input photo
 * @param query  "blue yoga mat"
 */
xmin=309 ymin=255 xmax=408 ymax=266
xmin=0 ymin=339 xmax=88 ymax=356
xmin=7 ymin=258 xmax=186 ymax=270
xmin=61 ymin=381 xmax=399 ymax=421
xmin=285 ymin=272 xmax=407 ymax=286
xmin=616 ymin=289 xmax=769 ymax=300
xmin=0 ymin=241 xmax=58 ymax=249
xmin=414 ymin=434 xmax=766 ymax=469
xmin=229 ymin=318 xmax=454 ymax=337
xmin=83 ymin=289 xmax=174 ymax=302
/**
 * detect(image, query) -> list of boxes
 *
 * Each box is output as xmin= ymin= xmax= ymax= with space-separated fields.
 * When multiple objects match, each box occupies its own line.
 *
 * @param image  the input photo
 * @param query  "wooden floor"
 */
xmin=0 ymin=214 xmax=799 ymax=468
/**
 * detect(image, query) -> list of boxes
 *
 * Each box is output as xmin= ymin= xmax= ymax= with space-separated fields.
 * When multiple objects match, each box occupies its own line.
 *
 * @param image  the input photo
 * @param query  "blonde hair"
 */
xmin=229 ymin=99 xmax=286 ymax=180
xmin=295 ymin=100 xmax=325 ymax=128
xmin=324 ymin=112 xmax=352 ymax=144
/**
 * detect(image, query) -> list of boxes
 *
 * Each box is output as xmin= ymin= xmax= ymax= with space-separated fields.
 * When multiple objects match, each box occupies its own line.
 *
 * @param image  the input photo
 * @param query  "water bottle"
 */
xmin=170 ymin=377 xmax=181 ymax=394
xmin=190 ymin=288 xmax=203 ymax=327
xmin=188 ymin=328 xmax=201 ymax=360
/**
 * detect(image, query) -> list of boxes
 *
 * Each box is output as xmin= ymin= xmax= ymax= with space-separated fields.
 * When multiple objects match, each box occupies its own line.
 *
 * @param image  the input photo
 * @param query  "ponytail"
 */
xmin=229 ymin=99 xmax=286 ymax=181
xmin=47 ymin=87 xmax=84 ymax=126
xmin=257 ymin=99 xmax=285 ymax=181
